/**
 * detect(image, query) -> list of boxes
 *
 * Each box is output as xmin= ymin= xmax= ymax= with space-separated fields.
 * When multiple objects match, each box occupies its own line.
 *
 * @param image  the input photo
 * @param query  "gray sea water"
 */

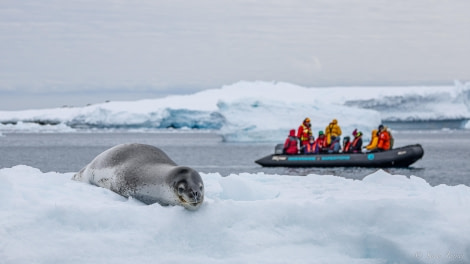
xmin=0 ymin=130 xmax=469 ymax=186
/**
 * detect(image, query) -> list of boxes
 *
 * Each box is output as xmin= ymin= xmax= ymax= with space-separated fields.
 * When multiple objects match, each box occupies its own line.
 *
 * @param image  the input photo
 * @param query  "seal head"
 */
xmin=170 ymin=167 xmax=204 ymax=210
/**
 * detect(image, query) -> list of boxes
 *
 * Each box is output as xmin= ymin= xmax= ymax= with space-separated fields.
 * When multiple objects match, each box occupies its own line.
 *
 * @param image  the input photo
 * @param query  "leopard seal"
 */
xmin=72 ymin=143 xmax=204 ymax=210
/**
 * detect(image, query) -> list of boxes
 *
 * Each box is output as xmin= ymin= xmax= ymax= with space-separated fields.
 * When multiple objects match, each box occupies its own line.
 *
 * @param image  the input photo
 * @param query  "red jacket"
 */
xmin=297 ymin=123 xmax=312 ymax=144
xmin=284 ymin=129 xmax=299 ymax=154
xmin=315 ymin=135 xmax=328 ymax=151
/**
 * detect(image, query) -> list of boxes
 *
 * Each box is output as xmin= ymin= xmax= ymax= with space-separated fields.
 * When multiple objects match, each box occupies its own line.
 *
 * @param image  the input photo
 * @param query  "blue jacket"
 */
xmin=328 ymin=137 xmax=341 ymax=153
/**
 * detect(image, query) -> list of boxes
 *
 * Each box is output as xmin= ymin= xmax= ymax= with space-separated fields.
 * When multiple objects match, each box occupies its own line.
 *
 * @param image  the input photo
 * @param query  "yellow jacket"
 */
xmin=325 ymin=119 xmax=342 ymax=144
xmin=365 ymin=129 xmax=379 ymax=150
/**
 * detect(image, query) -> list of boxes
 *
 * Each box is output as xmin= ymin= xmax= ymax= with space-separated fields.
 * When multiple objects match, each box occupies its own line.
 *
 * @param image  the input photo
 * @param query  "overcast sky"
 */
xmin=1 ymin=0 xmax=469 ymax=110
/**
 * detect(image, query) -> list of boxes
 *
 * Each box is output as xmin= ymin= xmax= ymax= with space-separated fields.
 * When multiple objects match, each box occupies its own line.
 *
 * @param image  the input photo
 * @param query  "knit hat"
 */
xmin=352 ymin=129 xmax=358 ymax=136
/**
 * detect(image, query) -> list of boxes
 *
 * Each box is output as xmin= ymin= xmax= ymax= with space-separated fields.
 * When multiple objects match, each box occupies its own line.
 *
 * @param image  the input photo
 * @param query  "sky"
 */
xmin=1 ymin=0 xmax=469 ymax=110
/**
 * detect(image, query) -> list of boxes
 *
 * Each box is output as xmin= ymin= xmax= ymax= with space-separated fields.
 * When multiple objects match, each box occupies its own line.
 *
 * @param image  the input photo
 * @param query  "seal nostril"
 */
xmin=192 ymin=191 xmax=199 ymax=201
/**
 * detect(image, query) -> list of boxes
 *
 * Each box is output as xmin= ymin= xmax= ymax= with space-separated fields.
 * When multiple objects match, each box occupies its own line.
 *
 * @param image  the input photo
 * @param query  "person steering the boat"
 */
xmin=325 ymin=119 xmax=342 ymax=146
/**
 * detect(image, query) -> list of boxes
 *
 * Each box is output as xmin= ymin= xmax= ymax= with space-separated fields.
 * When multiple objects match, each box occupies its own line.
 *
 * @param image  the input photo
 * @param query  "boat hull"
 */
xmin=255 ymin=144 xmax=424 ymax=168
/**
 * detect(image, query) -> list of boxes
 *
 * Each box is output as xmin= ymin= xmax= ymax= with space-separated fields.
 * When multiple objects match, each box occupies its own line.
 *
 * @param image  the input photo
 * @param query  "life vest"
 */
xmin=329 ymin=139 xmax=340 ymax=152
xmin=315 ymin=136 xmax=327 ymax=149
xmin=304 ymin=142 xmax=317 ymax=154
xmin=343 ymin=141 xmax=352 ymax=152
xmin=350 ymin=135 xmax=362 ymax=152
xmin=297 ymin=123 xmax=312 ymax=143
xmin=342 ymin=136 xmax=351 ymax=153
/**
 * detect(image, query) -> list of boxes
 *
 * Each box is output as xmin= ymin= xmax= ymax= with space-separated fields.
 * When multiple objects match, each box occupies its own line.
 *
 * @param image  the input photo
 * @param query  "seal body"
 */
xmin=72 ymin=143 xmax=204 ymax=210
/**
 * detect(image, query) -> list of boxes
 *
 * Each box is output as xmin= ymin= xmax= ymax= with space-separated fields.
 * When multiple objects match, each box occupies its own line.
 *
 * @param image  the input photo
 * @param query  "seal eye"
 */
xmin=177 ymin=183 xmax=186 ymax=195
xmin=178 ymin=187 xmax=185 ymax=195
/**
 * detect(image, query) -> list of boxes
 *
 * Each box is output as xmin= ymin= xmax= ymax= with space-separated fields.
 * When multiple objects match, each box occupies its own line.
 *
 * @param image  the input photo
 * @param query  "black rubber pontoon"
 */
xmin=255 ymin=144 xmax=424 ymax=168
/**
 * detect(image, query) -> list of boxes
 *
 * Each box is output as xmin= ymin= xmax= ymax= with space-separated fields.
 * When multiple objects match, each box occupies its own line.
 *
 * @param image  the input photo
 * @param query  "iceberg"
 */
xmin=1 ymin=81 xmax=469 ymax=141
xmin=1 ymin=165 xmax=469 ymax=263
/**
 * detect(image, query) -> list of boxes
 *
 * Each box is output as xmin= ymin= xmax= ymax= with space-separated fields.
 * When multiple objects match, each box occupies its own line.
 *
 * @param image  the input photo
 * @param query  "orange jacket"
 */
xmin=377 ymin=130 xmax=391 ymax=150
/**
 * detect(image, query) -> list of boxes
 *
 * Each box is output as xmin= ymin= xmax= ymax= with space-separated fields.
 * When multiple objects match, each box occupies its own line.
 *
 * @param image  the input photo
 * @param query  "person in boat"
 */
xmin=375 ymin=124 xmax=391 ymax=151
xmin=343 ymin=129 xmax=358 ymax=150
xmin=297 ymin=117 xmax=313 ymax=147
xmin=303 ymin=136 xmax=318 ymax=154
xmin=315 ymin=130 xmax=328 ymax=153
xmin=284 ymin=129 xmax=299 ymax=154
xmin=325 ymin=119 xmax=342 ymax=146
xmin=350 ymin=131 xmax=363 ymax=153
xmin=364 ymin=129 xmax=379 ymax=151
xmin=328 ymin=136 xmax=341 ymax=153
xmin=342 ymin=129 xmax=363 ymax=153
xmin=387 ymin=126 xmax=394 ymax=149
xmin=342 ymin=136 xmax=351 ymax=153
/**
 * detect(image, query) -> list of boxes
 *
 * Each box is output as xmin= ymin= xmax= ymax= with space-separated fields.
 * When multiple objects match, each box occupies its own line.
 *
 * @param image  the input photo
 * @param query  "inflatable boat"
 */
xmin=255 ymin=144 xmax=424 ymax=168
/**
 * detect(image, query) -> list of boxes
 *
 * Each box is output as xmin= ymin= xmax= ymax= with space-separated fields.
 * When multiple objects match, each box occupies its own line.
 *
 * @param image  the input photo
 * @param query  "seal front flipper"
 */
xmin=72 ymin=167 xmax=87 ymax=182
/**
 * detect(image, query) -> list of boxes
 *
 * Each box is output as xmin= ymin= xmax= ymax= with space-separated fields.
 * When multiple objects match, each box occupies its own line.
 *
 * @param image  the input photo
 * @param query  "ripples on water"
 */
xmin=0 ymin=130 xmax=468 ymax=186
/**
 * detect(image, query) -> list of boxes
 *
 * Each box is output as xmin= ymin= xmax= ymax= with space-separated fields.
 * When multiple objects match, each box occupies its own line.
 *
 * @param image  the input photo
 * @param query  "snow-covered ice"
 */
xmin=1 ymin=165 xmax=469 ymax=264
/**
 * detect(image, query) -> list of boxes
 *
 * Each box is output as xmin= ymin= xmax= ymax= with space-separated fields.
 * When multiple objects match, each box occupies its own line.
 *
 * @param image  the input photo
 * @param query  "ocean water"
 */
xmin=0 ymin=130 xmax=469 ymax=187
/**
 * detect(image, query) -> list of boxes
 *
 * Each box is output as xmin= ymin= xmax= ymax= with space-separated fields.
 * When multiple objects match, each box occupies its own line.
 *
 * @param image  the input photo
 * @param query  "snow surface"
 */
xmin=1 ymin=81 xmax=469 ymax=141
xmin=1 ymin=165 xmax=469 ymax=264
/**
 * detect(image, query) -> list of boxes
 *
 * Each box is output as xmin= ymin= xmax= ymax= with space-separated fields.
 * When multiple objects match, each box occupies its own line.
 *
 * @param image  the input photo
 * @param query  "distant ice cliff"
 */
xmin=1 ymin=81 xmax=469 ymax=141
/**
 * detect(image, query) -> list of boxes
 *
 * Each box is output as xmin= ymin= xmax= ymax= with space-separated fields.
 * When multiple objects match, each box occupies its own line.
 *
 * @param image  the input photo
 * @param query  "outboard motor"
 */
xmin=274 ymin=144 xmax=284 ymax=154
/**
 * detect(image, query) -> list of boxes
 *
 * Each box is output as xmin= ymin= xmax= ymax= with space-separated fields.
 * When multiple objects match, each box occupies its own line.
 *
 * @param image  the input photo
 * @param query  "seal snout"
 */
xmin=192 ymin=190 xmax=201 ymax=202
xmin=188 ymin=189 xmax=203 ymax=206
